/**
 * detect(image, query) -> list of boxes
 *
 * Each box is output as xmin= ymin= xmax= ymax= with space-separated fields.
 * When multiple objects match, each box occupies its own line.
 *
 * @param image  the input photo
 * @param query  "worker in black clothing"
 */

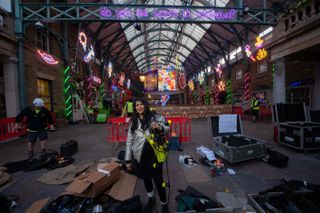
xmin=251 ymin=95 xmax=260 ymax=121
xmin=15 ymin=98 xmax=55 ymax=158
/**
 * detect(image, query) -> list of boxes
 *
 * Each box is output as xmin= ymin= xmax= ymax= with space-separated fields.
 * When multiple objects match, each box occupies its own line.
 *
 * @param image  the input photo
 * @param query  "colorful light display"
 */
xmin=158 ymin=67 xmax=177 ymax=91
xmin=37 ymin=50 xmax=58 ymax=65
xmin=78 ymin=32 xmax=87 ymax=51
xmin=108 ymin=62 xmax=113 ymax=78
xmin=218 ymin=81 xmax=225 ymax=91
xmin=84 ymin=45 xmax=95 ymax=63
xmin=126 ymin=79 xmax=131 ymax=89
xmin=160 ymin=94 xmax=170 ymax=106
xmin=100 ymin=7 xmax=236 ymax=21
xmin=244 ymin=45 xmax=256 ymax=62
xmin=88 ymin=75 xmax=101 ymax=84
xmin=119 ymin=73 xmax=125 ymax=87
xmin=256 ymin=48 xmax=268 ymax=61
xmin=255 ymin=36 xmax=264 ymax=48
xmin=144 ymin=72 xmax=157 ymax=92
xmin=188 ymin=79 xmax=194 ymax=91
xmin=198 ymin=72 xmax=205 ymax=85
xmin=215 ymin=63 xmax=223 ymax=78
xmin=179 ymin=72 xmax=186 ymax=89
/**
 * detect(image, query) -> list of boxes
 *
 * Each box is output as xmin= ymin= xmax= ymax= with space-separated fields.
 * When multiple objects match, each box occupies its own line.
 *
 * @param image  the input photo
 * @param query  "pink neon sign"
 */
xmin=37 ymin=50 xmax=58 ymax=65
xmin=88 ymin=75 xmax=101 ymax=84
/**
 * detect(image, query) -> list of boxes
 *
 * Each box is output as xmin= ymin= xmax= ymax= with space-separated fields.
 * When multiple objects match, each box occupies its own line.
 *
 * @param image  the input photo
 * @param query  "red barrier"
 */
xmin=0 ymin=117 xmax=27 ymax=142
xmin=232 ymin=106 xmax=244 ymax=118
xmin=106 ymin=116 xmax=192 ymax=143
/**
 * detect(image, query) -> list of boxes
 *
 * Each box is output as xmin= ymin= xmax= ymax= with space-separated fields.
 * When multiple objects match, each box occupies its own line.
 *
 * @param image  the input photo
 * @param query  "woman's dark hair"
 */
xmin=130 ymin=98 xmax=155 ymax=133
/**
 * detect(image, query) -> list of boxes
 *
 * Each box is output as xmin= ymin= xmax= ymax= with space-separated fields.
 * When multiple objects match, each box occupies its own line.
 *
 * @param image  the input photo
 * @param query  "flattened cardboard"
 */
xmin=65 ymin=162 xmax=120 ymax=198
xmin=107 ymin=171 xmax=137 ymax=201
xmin=25 ymin=197 xmax=50 ymax=213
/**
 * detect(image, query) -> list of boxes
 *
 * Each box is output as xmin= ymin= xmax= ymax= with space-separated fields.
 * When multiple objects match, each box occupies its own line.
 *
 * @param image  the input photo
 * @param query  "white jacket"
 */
xmin=125 ymin=114 xmax=169 ymax=163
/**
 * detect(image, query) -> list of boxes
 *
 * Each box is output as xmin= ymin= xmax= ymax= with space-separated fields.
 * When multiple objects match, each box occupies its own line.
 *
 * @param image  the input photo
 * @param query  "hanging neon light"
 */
xmin=256 ymin=48 xmax=268 ymax=61
xmin=78 ymin=32 xmax=87 ymax=51
xmin=215 ymin=63 xmax=223 ymax=78
xmin=37 ymin=50 xmax=58 ymax=65
xmin=198 ymin=72 xmax=205 ymax=85
xmin=255 ymin=36 xmax=264 ymax=48
xmin=244 ymin=45 xmax=256 ymax=61
xmin=218 ymin=81 xmax=225 ymax=91
xmin=179 ymin=72 xmax=186 ymax=89
xmin=88 ymin=75 xmax=101 ymax=84
xmin=119 ymin=73 xmax=125 ymax=87
xmin=108 ymin=62 xmax=113 ymax=78
xmin=188 ymin=79 xmax=194 ymax=91
xmin=84 ymin=45 xmax=95 ymax=63
xmin=160 ymin=94 xmax=170 ymax=106
xmin=126 ymin=79 xmax=131 ymax=89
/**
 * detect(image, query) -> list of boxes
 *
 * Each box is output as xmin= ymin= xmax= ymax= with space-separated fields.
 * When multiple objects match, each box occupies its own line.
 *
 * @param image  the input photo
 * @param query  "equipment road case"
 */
xmin=278 ymin=122 xmax=320 ymax=150
xmin=209 ymin=114 xmax=266 ymax=164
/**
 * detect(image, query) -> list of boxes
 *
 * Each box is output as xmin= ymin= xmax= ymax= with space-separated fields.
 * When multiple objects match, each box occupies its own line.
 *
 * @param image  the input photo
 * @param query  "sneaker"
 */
xmin=28 ymin=151 xmax=34 ymax=159
xmin=161 ymin=204 xmax=170 ymax=213
xmin=144 ymin=197 xmax=155 ymax=213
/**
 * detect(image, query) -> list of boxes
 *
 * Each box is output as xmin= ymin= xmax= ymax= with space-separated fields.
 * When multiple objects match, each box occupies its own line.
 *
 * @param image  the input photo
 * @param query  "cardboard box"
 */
xmin=65 ymin=162 xmax=120 ymax=198
xmin=107 ymin=171 xmax=137 ymax=201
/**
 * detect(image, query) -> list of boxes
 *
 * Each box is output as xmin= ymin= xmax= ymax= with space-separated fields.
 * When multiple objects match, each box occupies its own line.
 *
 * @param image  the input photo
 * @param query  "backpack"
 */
xmin=169 ymin=137 xmax=182 ymax=151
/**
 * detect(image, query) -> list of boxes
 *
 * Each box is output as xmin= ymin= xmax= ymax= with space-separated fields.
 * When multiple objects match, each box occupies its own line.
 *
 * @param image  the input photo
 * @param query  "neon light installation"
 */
xmin=126 ymin=79 xmax=131 ymax=89
xmin=108 ymin=62 xmax=113 ymax=78
xmin=84 ymin=45 xmax=95 ymax=63
xmin=160 ymin=94 xmax=170 ymax=106
xmin=188 ymin=79 xmax=194 ymax=91
xmin=100 ymin=7 xmax=236 ymax=21
xmin=218 ymin=81 xmax=225 ymax=91
xmin=88 ymin=75 xmax=101 ymax=84
xmin=198 ymin=72 xmax=204 ymax=85
xmin=255 ymin=36 xmax=264 ymax=48
xmin=215 ymin=63 xmax=223 ymax=78
xmin=37 ymin=50 xmax=58 ymax=65
xmin=256 ymin=48 xmax=268 ymax=61
xmin=244 ymin=45 xmax=256 ymax=61
xmin=119 ymin=73 xmax=125 ymax=87
xmin=78 ymin=32 xmax=87 ymax=51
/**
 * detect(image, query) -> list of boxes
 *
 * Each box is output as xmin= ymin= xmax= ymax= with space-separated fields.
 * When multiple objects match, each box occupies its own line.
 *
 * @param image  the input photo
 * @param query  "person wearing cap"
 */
xmin=15 ymin=98 xmax=55 ymax=158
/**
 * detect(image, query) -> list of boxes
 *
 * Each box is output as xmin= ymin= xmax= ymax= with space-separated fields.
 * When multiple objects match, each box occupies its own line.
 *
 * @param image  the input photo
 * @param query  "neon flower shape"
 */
xmin=37 ymin=50 xmax=58 ymax=65
xmin=215 ymin=63 xmax=223 ymax=78
xmin=256 ymin=48 xmax=268 ymax=61
xmin=84 ymin=45 xmax=95 ymax=63
xmin=78 ymin=32 xmax=87 ymax=51
xmin=255 ymin=36 xmax=264 ymax=48
xmin=244 ymin=45 xmax=256 ymax=61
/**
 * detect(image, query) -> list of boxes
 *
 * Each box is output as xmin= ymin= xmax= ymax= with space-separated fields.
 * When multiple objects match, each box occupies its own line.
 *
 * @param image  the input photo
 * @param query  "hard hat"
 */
xmin=33 ymin=98 xmax=44 ymax=107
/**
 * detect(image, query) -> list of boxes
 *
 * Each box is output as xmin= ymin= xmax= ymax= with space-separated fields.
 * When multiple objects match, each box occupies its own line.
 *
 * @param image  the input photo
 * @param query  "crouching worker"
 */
xmin=125 ymin=98 xmax=170 ymax=213
xmin=15 ymin=98 xmax=55 ymax=158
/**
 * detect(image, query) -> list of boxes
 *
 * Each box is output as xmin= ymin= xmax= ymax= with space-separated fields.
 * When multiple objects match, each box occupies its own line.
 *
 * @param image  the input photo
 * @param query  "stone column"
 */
xmin=312 ymin=64 xmax=320 ymax=110
xmin=273 ymin=58 xmax=286 ymax=104
xmin=3 ymin=57 xmax=20 ymax=117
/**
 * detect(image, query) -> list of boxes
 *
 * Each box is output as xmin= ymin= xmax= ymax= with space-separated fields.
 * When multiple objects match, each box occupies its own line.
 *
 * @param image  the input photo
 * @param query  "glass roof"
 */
xmin=114 ymin=0 xmax=229 ymax=72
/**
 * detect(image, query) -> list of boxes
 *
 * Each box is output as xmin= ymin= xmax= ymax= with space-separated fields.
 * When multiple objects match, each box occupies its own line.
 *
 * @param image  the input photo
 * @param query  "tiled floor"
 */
xmin=1 ymin=118 xmax=320 ymax=212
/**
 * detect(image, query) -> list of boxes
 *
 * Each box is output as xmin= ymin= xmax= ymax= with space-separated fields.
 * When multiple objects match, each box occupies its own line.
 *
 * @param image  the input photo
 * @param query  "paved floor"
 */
xmin=1 ymin=118 xmax=320 ymax=212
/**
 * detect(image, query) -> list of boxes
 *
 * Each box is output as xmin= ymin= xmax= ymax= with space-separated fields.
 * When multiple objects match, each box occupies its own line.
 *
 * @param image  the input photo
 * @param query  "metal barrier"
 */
xmin=106 ymin=116 xmax=192 ymax=143
xmin=0 ymin=117 xmax=27 ymax=142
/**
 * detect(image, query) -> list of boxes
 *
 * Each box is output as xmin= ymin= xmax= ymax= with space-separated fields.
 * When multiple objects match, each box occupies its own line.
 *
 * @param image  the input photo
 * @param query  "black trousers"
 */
xmin=143 ymin=163 xmax=167 ymax=203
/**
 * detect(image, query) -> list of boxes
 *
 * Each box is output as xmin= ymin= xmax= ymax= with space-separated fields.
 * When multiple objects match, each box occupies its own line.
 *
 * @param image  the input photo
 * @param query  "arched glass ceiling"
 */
xmin=113 ymin=0 xmax=229 ymax=72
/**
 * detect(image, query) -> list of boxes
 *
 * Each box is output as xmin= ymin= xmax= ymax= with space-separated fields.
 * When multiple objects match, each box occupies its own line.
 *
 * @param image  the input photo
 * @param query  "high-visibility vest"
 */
xmin=251 ymin=99 xmax=260 ymax=110
xmin=126 ymin=102 xmax=133 ymax=113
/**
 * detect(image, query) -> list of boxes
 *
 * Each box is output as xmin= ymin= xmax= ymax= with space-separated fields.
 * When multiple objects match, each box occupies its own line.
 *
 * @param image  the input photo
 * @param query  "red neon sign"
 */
xmin=37 ymin=50 xmax=58 ymax=65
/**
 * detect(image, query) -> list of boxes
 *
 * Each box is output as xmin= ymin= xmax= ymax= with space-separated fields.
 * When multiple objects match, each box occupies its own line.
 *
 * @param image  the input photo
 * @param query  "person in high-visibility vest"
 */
xmin=125 ymin=98 xmax=170 ymax=213
xmin=122 ymin=98 xmax=134 ymax=117
xmin=251 ymin=95 xmax=260 ymax=121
